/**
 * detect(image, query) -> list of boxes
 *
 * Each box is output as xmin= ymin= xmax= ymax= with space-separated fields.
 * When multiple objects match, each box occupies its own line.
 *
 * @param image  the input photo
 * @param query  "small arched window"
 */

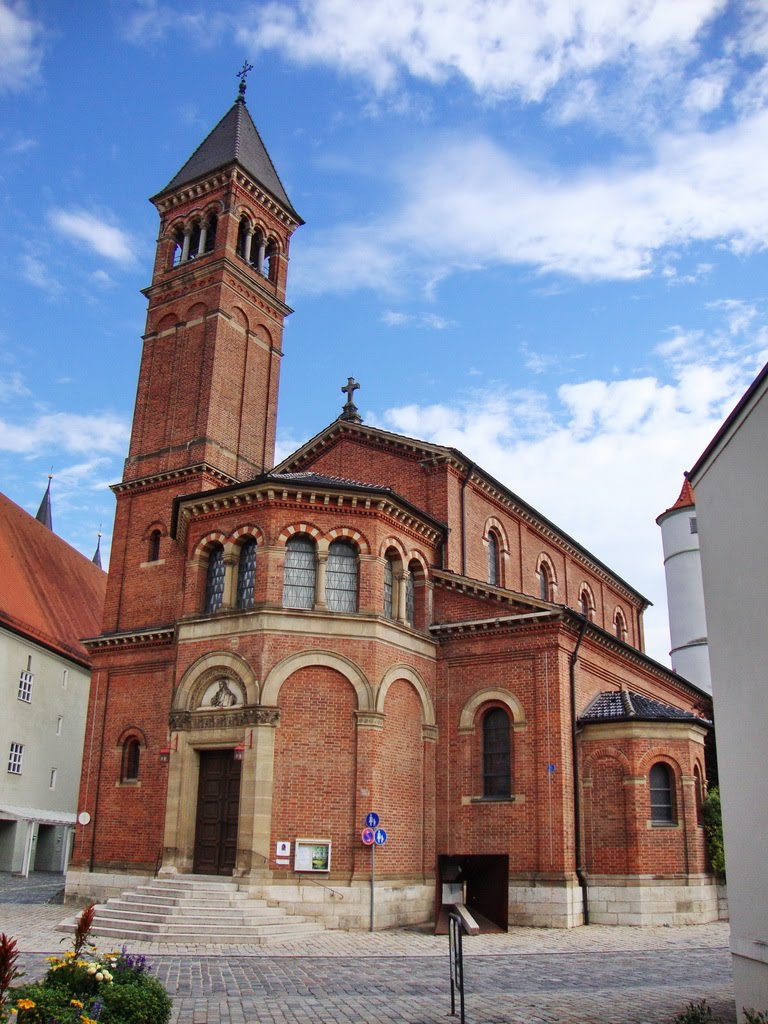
xmin=204 ymin=544 xmax=226 ymax=614
xmin=649 ymin=762 xmax=676 ymax=824
xmin=487 ymin=531 xmax=500 ymax=586
xmin=539 ymin=561 xmax=552 ymax=601
xmin=148 ymin=529 xmax=161 ymax=562
xmin=326 ymin=540 xmax=358 ymax=613
xmin=188 ymin=221 xmax=201 ymax=260
xmin=283 ymin=535 xmax=316 ymax=609
xmin=263 ymin=240 xmax=276 ymax=281
xmin=172 ymin=228 xmax=184 ymax=267
xmin=579 ymin=586 xmax=595 ymax=620
xmin=236 ymin=539 xmax=257 ymax=610
xmin=614 ymin=608 xmax=627 ymax=641
xmin=203 ymin=214 xmax=217 ymax=254
xmin=236 ymin=218 xmax=252 ymax=261
xmin=483 ymin=708 xmax=512 ymax=798
xmin=122 ymin=738 xmax=141 ymax=782
xmin=384 ymin=557 xmax=394 ymax=619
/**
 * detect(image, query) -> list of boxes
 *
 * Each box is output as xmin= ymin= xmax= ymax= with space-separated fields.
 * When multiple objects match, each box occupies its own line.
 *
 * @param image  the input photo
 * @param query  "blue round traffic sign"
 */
xmin=374 ymin=828 xmax=387 ymax=845
xmin=365 ymin=812 xmax=380 ymax=828
xmin=361 ymin=828 xmax=375 ymax=845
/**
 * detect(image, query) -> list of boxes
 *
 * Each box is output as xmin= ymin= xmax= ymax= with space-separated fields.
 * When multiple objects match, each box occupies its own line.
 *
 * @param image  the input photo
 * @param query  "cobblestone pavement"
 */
xmin=0 ymin=871 xmax=65 ymax=904
xmin=0 ymin=898 xmax=735 ymax=1024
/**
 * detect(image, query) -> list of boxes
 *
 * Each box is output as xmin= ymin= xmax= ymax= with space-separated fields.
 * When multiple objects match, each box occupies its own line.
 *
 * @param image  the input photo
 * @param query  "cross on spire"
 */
xmin=237 ymin=60 xmax=254 ymax=101
xmin=339 ymin=377 xmax=362 ymax=423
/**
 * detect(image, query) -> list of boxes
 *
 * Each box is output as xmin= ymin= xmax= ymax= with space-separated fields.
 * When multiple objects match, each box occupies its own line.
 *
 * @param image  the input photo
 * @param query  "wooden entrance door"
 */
xmin=193 ymin=749 xmax=241 ymax=875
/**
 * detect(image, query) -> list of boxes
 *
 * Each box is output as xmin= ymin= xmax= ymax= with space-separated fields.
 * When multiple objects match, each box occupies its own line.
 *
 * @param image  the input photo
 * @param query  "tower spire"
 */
xmin=36 ymin=473 xmax=53 ymax=531
xmin=92 ymin=527 xmax=103 ymax=569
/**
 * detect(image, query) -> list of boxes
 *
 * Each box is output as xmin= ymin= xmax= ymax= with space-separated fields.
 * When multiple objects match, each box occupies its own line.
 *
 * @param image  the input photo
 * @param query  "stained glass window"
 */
xmin=236 ymin=539 xmax=257 ymax=609
xmin=326 ymin=540 xmax=358 ymax=612
xmin=488 ymin=532 xmax=499 ymax=586
xmin=283 ymin=535 xmax=316 ymax=609
xmin=405 ymin=572 xmax=415 ymax=625
xmin=204 ymin=544 xmax=225 ymax=614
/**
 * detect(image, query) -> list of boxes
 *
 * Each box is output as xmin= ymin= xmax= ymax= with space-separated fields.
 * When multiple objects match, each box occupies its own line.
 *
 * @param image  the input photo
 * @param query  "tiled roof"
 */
xmin=580 ymin=690 xmax=708 ymax=724
xmin=156 ymin=97 xmax=300 ymax=219
xmin=657 ymin=477 xmax=695 ymax=521
xmin=275 ymin=471 xmax=389 ymax=490
xmin=0 ymin=493 xmax=107 ymax=666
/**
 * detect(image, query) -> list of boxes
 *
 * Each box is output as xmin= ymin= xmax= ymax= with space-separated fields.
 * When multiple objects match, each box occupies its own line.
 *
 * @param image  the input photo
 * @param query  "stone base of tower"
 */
xmin=585 ymin=874 xmax=726 ymax=926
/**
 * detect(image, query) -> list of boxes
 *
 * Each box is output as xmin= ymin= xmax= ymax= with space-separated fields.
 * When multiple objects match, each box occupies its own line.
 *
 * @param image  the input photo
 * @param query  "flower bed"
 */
xmin=0 ymin=906 xmax=171 ymax=1024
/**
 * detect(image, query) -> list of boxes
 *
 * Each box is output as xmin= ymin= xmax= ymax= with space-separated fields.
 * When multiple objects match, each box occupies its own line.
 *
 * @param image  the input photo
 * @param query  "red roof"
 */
xmin=657 ymin=477 xmax=695 ymax=522
xmin=0 ymin=493 xmax=107 ymax=666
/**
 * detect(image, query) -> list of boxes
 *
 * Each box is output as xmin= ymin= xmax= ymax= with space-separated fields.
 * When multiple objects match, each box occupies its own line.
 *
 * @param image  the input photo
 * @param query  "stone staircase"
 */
xmin=73 ymin=876 xmax=326 ymax=945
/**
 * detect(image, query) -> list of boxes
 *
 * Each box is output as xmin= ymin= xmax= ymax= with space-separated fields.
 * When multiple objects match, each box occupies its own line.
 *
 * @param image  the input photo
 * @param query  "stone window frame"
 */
xmin=118 ymin=727 xmax=147 ymax=785
xmin=578 ymin=582 xmax=596 ymax=621
xmin=483 ymin=518 xmax=509 ymax=588
xmin=458 ymin=689 xmax=527 ymax=804
xmin=613 ymin=606 xmax=628 ymax=641
xmin=536 ymin=552 xmax=558 ymax=602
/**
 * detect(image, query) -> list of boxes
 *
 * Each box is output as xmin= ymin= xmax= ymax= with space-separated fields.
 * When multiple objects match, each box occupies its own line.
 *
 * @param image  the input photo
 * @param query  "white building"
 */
xmin=656 ymin=478 xmax=711 ymax=692
xmin=689 ymin=363 xmax=768 ymax=1020
xmin=0 ymin=492 xmax=106 ymax=875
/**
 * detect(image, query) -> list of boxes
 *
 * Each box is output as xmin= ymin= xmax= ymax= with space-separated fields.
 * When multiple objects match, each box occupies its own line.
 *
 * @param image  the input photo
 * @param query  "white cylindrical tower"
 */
xmin=656 ymin=477 xmax=711 ymax=691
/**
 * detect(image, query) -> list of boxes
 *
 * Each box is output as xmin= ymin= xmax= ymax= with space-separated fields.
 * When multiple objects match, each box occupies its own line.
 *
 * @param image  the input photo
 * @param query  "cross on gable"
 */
xmin=339 ymin=377 xmax=363 ymax=423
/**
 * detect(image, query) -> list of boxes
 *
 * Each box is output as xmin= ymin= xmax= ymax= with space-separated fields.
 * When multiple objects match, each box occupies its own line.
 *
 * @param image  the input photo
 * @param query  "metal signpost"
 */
xmin=360 ymin=813 xmax=387 ymax=932
xmin=448 ymin=911 xmax=465 ymax=1023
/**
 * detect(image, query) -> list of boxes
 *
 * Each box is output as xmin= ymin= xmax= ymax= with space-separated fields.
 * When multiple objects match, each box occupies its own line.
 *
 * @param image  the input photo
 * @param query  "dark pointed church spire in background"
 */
xmin=36 ymin=474 xmax=53 ymax=531
xmin=92 ymin=529 xmax=103 ymax=569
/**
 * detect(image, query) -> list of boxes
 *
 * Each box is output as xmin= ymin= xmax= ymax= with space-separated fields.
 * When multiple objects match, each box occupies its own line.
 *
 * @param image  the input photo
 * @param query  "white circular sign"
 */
xmin=78 ymin=811 xmax=91 ymax=826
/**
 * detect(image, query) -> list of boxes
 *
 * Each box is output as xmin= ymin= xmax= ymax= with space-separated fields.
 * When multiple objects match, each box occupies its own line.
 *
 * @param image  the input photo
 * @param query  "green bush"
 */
xmin=98 ymin=976 xmax=171 ymax=1024
xmin=11 ymin=982 xmax=86 ymax=1023
xmin=702 ymin=787 xmax=725 ymax=877
xmin=673 ymin=999 xmax=718 ymax=1024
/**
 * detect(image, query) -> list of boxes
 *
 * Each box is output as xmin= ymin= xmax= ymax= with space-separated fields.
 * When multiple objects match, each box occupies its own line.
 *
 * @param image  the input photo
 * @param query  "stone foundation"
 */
xmin=586 ymin=875 xmax=722 ymax=925
xmin=508 ymin=878 xmax=585 ymax=928
xmin=65 ymin=867 xmax=154 ymax=903
xmin=242 ymin=878 xmax=434 ymax=931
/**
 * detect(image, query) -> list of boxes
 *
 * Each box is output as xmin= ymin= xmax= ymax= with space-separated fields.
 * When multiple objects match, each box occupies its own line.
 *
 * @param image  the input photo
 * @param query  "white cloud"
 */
xmin=0 ymin=411 xmax=129 ymax=455
xmin=374 ymin=307 xmax=767 ymax=664
xmin=382 ymin=310 xmax=456 ymax=329
xmin=20 ymin=253 xmax=63 ymax=297
xmin=0 ymin=371 xmax=29 ymax=402
xmin=121 ymin=0 xmax=224 ymax=46
xmin=297 ymin=108 xmax=768 ymax=293
xmin=0 ymin=1 xmax=43 ymax=93
xmin=48 ymin=209 xmax=135 ymax=265
xmin=240 ymin=0 xmax=725 ymax=100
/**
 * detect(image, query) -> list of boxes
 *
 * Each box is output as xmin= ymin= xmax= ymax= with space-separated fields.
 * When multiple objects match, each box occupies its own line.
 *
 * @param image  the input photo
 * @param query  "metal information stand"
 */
xmin=448 ymin=911 xmax=465 ymax=1023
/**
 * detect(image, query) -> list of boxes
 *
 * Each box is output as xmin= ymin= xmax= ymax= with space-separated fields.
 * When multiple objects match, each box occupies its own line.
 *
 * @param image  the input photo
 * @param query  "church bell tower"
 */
xmin=103 ymin=75 xmax=302 ymax=633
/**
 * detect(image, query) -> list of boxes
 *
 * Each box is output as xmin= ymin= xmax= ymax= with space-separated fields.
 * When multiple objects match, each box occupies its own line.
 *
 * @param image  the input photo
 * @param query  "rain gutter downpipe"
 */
xmin=570 ymin=614 xmax=589 ymax=925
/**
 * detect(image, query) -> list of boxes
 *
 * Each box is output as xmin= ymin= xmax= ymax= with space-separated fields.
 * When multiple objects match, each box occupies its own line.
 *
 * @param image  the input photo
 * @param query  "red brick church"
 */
xmin=69 ymin=80 xmax=718 ymax=930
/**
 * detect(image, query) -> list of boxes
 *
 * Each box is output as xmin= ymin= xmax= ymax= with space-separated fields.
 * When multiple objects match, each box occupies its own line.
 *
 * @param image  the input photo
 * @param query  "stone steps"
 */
xmin=71 ymin=876 xmax=326 ymax=945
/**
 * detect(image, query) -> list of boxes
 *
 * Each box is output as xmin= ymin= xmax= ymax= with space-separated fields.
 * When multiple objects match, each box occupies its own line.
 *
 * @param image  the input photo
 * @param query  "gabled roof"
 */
xmin=275 ymin=418 xmax=650 ymax=607
xmin=579 ymin=689 xmax=709 ymax=725
xmin=154 ymin=96 xmax=301 ymax=221
xmin=0 ymin=493 xmax=107 ymax=666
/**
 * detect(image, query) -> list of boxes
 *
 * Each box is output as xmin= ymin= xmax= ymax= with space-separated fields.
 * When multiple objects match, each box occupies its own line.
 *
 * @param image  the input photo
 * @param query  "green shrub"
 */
xmin=98 ymin=975 xmax=171 ymax=1024
xmin=11 ymin=982 xmax=86 ymax=1023
xmin=674 ymin=999 xmax=719 ymax=1024
xmin=702 ymin=787 xmax=725 ymax=877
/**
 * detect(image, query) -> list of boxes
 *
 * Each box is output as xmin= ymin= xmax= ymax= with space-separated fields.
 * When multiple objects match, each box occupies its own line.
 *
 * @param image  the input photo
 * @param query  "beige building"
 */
xmin=689 ymin=363 xmax=768 ymax=1020
xmin=0 ymin=492 xmax=106 ymax=875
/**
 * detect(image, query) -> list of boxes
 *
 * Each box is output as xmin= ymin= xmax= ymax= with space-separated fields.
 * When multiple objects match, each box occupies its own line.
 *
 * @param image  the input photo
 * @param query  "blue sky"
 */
xmin=2 ymin=0 xmax=768 ymax=665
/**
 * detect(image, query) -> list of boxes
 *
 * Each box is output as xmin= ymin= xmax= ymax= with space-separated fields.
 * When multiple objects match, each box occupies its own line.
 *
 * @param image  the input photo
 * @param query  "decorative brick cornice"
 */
xmin=113 ymin=462 xmax=238 ymax=496
xmin=170 ymin=706 xmax=280 ymax=731
xmin=430 ymin=609 xmax=560 ymax=637
xmin=174 ymin=478 xmax=444 ymax=546
xmin=82 ymin=626 xmax=175 ymax=650
xmin=355 ymin=711 xmax=385 ymax=729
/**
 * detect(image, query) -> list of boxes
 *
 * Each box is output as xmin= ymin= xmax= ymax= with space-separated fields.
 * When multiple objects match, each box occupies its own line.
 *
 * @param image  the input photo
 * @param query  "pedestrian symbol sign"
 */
xmin=365 ymin=812 xmax=380 ymax=829
xmin=374 ymin=828 xmax=387 ymax=845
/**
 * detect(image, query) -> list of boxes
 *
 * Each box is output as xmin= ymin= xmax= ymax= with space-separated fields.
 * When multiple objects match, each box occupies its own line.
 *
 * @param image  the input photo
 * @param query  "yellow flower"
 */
xmin=80 ymin=1017 xmax=99 ymax=1024
xmin=70 ymin=998 xmax=85 ymax=1008
xmin=15 ymin=999 xmax=36 ymax=1010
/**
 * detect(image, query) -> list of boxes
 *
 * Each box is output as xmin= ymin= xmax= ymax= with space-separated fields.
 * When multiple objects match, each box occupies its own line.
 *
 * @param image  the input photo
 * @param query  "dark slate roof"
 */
xmin=0 ymin=492 xmax=107 ymax=666
xmin=275 ymin=471 xmax=388 ymax=490
xmin=580 ymin=690 xmax=708 ymax=724
xmin=35 ymin=477 xmax=52 ymax=531
xmin=155 ymin=97 xmax=301 ymax=219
